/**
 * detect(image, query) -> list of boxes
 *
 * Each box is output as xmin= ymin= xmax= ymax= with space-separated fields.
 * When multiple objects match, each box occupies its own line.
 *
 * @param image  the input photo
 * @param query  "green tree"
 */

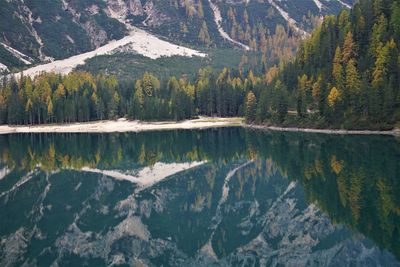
xmin=133 ymin=80 xmax=145 ymax=119
xmin=245 ymin=91 xmax=257 ymax=123
xmin=342 ymin=32 xmax=357 ymax=64
xmin=332 ymin=47 xmax=344 ymax=90
xmin=198 ymin=21 xmax=211 ymax=46
xmin=345 ymin=59 xmax=361 ymax=112
xmin=273 ymin=80 xmax=288 ymax=122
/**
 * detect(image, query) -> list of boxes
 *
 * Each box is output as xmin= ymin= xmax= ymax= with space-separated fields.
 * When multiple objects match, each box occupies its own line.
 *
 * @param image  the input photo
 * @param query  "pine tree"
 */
xmin=24 ymin=77 xmax=34 ymax=124
xmin=273 ymin=80 xmax=288 ymax=122
xmin=345 ymin=59 xmax=361 ymax=112
xmin=370 ymin=14 xmax=388 ymax=58
xmin=133 ymin=80 xmax=144 ymax=119
xmin=231 ymin=24 xmax=237 ymax=40
xmin=197 ymin=0 xmax=204 ymax=19
xmin=332 ymin=47 xmax=344 ymax=90
xmin=243 ymin=9 xmax=249 ymax=25
xmin=142 ymin=72 xmax=160 ymax=97
xmin=311 ymin=76 xmax=324 ymax=114
xmin=47 ymin=96 xmax=53 ymax=120
xmin=296 ymin=74 xmax=309 ymax=117
xmin=198 ymin=21 xmax=211 ymax=45
xmin=245 ymin=91 xmax=257 ymax=123
xmin=168 ymin=76 xmax=182 ymax=120
xmin=181 ymin=22 xmax=189 ymax=34
xmin=372 ymin=42 xmax=389 ymax=89
xmin=342 ymin=32 xmax=357 ymax=64
xmin=391 ymin=1 xmax=400 ymax=39
xmin=338 ymin=10 xmax=351 ymax=44
xmin=184 ymin=0 xmax=194 ymax=18
xmin=328 ymin=87 xmax=341 ymax=108
xmin=256 ymin=89 xmax=270 ymax=123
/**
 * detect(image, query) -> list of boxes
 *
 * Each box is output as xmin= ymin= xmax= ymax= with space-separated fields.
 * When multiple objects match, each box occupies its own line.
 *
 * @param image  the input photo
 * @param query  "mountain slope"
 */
xmin=0 ymin=0 xmax=356 ymax=72
xmin=250 ymin=0 xmax=400 ymax=129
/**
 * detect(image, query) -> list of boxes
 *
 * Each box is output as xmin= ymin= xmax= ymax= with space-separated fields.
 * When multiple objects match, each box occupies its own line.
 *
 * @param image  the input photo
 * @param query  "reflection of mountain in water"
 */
xmin=0 ymin=129 xmax=399 ymax=266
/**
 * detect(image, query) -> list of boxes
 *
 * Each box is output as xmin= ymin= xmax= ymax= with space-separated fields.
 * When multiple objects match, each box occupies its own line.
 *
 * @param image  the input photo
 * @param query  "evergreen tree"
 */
xmin=345 ymin=59 xmax=362 ymax=113
xmin=332 ymin=47 xmax=344 ymax=91
xmin=198 ymin=21 xmax=211 ymax=46
xmin=273 ymin=80 xmax=288 ymax=122
xmin=245 ymin=91 xmax=257 ymax=123
xmin=342 ymin=32 xmax=357 ymax=64
xmin=197 ymin=0 xmax=204 ymax=19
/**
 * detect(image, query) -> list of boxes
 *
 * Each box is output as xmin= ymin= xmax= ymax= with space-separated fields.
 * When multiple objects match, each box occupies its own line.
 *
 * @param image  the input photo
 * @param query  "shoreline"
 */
xmin=0 ymin=117 xmax=243 ymax=135
xmin=245 ymin=124 xmax=400 ymax=136
xmin=0 ymin=118 xmax=399 ymax=136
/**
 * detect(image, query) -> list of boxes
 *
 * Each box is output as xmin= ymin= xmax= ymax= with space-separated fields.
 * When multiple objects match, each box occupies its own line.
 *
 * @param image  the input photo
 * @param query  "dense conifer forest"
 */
xmin=0 ymin=0 xmax=399 ymax=130
xmin=253 ymin=0 xmax=400 ymax=129
xmin=0 ymin=69 xmax=254 ymax=124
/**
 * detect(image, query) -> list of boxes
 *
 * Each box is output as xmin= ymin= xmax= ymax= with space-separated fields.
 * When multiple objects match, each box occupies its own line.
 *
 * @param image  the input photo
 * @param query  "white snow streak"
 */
xmin=199 ymin=161 xmax=253 ymax=258
xmin=267 ymin=0 xmax=309 ymax=37
xmin=337 ymin=0 xmax=352 ymax=9
xmin=219 ymin=161 xmax=253 ymax=206
xmin=0 ymin=171 xmax=36 ymax=198
xmin=0 ymin=167 xmax=11 ymax=180
xmin=0 ymin=62 xmax=8 ymax=72
xmin=81 ymin=161 xmax=205 ymax=188
xmin=313 ymin=0 xmax=323 ymax=11
xmin=207 ymin=0 xmax=250 ymax=51
xmin=18 ymin=27 xmax=206 ymax=78
xmin=0 ymin=42 xmax=33 ymax=65
xmin=26 ymin=20 xmax=52 ymax=62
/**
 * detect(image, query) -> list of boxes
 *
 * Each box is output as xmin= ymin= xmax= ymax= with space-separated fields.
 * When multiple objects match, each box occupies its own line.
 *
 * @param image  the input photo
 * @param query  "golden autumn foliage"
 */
xmin=327 ymin=87 xmax=341 ymax=108
xmin=330 ymin=155 xmax=344 ymax=174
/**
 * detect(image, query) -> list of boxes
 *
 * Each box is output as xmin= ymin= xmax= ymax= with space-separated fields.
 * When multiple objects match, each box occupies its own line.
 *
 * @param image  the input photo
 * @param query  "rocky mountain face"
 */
xmin=0 ymin=0 xmax=356 ymax=71
xmin=0 ymin=160 xmax=398 ymax=267
xmin=1 ymin=130 xmax=400 ymax=266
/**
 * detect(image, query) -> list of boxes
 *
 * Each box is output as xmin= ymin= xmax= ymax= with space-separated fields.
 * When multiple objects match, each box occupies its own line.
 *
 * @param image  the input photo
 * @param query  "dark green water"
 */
xmin=0 ymin=128 xmax=399 ymax=266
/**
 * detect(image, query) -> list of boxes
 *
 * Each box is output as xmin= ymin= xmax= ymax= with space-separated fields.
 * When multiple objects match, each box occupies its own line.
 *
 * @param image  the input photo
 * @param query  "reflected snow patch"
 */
xmin=81 ymin=161 xmax=206 ymax=188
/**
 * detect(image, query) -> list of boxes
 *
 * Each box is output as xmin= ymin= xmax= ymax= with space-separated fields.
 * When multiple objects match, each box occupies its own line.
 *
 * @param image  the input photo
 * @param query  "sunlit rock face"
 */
xmin=0 ymin=129 xmax=399 ymax=266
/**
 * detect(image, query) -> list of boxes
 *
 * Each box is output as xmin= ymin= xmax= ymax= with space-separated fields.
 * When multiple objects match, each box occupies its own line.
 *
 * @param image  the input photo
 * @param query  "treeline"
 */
xmin=2 ymin=0 xmax=400 ymax=129
xmin=0 ymin=68 xmax=264 ymax=125
xmin=246 ymin=0 xmax=400 ymax=129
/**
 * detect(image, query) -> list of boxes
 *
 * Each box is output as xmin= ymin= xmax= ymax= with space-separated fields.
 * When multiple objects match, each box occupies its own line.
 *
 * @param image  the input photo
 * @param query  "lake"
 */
xmin=0 ymin=128 xmax=399 ymax=266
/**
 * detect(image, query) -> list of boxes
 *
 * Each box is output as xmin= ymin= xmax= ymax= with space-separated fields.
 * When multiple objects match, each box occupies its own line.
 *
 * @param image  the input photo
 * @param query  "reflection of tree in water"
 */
xmin=1 ymin=129 xmax=399 ymax=261
xmin=245 ymin=131 xmax=400 ymax=260
xmin=0 ymin=129 xmax=247 ymax=172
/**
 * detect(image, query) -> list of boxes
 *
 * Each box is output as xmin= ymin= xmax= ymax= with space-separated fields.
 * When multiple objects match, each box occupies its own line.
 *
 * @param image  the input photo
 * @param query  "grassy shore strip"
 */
xmin=0 ymin=117 xmax=244 ymax=135
xmin=245 ymin=124 xmax=400 ymax=136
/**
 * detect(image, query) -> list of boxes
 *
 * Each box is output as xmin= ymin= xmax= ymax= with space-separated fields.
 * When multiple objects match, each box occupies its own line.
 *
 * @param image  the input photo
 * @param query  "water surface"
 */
xmin=0 ymin=128 xmax=399 ymax=266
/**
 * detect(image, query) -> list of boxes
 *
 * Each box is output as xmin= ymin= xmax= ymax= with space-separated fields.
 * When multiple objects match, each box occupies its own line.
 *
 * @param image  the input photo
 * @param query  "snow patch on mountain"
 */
xmin=336 ymin=0 xmax=352 ymax=9
xmin=0 ymin=62 xmax=8 ymax=72
xmin=0 ymin=43 xmax=34 ymax=65
xmin=19 ymin=3 xmax=53 ymax=61
xmin=208 ymin=0 xmax=250 ymax=50
xmin=81 ymin=161 xmax=206 ymax=189
xmin=0 ymin=167 xmax=11 ymax=180
xmin=199 ymin=161 xmax=254 ymax=258
xmin=267 ymin=0 xmax=309 ymax=37
xmin=20 ymin=27 xmax=206 ymax=77
xmin=0 ymin=171 xmax=37 ymax=198
xmin=313 ymin=0 xmax=323 ymax=11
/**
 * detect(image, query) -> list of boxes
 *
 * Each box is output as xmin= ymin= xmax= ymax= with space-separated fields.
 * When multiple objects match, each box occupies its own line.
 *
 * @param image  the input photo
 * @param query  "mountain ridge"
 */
xmin=0 ymin=0 xmax=355 ymax=72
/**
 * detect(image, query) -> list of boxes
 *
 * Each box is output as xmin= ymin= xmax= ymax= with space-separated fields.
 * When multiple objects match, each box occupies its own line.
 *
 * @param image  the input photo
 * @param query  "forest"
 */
xmin=253 ymin=0 xmax=400 ymax=129
xmin=0 ymin=0 xmax=399 ymax=130
xmin=0 ymin=68 xmax=257 ymax=125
